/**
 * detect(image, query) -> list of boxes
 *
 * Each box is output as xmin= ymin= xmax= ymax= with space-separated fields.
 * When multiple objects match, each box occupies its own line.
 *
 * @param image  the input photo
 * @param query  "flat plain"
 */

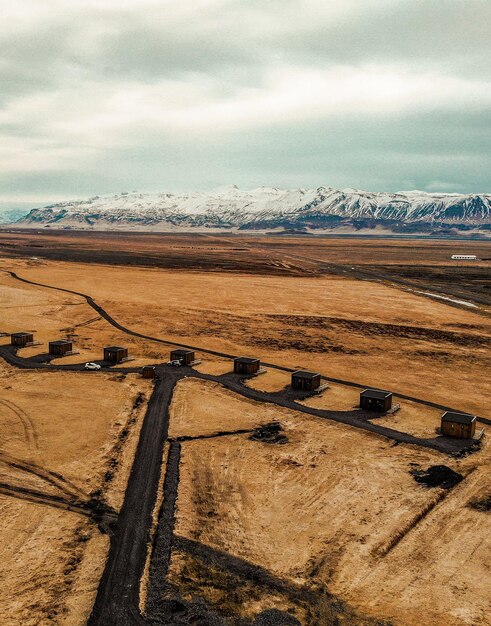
xmin=0 ymin=231 xmax=489 ymax=625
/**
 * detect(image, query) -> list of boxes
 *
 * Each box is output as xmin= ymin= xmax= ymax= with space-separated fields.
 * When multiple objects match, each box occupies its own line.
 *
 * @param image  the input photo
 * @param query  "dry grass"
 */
xmin=1 ymin=230 xmax=489 ymax=267
xmin=0 ymin=500 xmax=107 ymax=626
xmin=4 ymin=257 xmax=489 ymax=416
xmin=172 ymin=381 xmax=491 ymax=626
xmin=0 ymin=270 xmax=166 ymax=367
xmin=169 ymin=378 xmax=286 ymax=439
xmin=345 ymin=462 xmax=491 ymax=626
xmin=0 ymin=252 xmax=489 ymax=625
xmin=0 ymin=357 xmax=150 ymax=624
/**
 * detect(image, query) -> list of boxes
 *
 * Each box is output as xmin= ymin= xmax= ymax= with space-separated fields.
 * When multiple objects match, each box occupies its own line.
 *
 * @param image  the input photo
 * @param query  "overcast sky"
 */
xmin=1 ymin=0 xmax=490 ymax=206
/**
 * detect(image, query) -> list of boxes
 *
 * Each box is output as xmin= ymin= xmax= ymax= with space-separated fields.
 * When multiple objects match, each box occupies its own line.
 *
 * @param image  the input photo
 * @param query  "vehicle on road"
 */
xmin=85 ymin=362 xmax=102 ymax=370
xmin=167 ymin=359 xmax=182 ymax=367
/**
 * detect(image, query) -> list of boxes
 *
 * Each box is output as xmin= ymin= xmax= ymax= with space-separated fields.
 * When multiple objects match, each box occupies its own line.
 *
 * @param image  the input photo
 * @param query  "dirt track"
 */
xmin=89 ymin=372 xmax=178 ymax=625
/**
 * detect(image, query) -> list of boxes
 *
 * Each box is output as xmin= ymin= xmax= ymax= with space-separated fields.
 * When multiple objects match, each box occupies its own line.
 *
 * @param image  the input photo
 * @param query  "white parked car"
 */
xmin=85 ymin=362 xmax=101 ymax=371
xmin=167 ymin=359 xmax=182 ymax=367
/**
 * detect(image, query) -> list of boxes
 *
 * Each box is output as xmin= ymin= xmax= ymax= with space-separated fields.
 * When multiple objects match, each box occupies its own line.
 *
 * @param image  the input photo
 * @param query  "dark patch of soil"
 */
xmin=266 ymin=314 xmax=491 ymax=348
xmin=159 ymin=540 xmax=390 ymax=626
xmin=250 ymin=335 xmax=363 ymax=354
xmin=411 ymin=465 xmax=463 ymax=489
xmin=412 ymin=349 xmax=452 ymax=359
xmin=148 ymin=595 xmax=302 ymax=625
xmin=379 ymin=264 xmax=491 ymax=307
xmin=468 ymin=494 xmax=491 ymax=512
xmin=249 ymin=423 xmax=288 ymax=445
xmin=133 ymin=391 xmax=146 ymax=408
xmin=253 ymin=609 xmax=301 ymax=625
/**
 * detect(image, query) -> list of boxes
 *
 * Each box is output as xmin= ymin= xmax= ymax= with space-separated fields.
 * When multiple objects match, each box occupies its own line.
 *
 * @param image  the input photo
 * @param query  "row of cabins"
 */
xmin=235 ymin=361 xmax=478 ymax=439
xmin=9 ymin=333 xmax=478 ymax=439
xmin=11 ymin=332 xmax=129 ymax=362
xmin=11 ymin=333 xmax=75 ymax=356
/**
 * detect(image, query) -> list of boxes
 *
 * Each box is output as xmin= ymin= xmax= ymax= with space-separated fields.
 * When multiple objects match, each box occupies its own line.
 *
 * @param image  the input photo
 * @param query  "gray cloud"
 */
xmin=286 ymin=1 xmax=491 ymax=76
xmin=0 ymin=0 xmax=490 ymax=206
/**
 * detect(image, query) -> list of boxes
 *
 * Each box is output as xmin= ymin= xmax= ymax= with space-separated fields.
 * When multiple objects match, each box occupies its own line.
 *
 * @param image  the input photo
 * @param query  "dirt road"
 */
xmin=89 ymin=370 xmax=180 ymax=626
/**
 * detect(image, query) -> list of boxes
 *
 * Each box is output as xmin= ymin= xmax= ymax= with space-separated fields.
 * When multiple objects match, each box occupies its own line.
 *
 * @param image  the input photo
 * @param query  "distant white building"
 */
xmin=451 ymin=254 xmax=478 ymax=260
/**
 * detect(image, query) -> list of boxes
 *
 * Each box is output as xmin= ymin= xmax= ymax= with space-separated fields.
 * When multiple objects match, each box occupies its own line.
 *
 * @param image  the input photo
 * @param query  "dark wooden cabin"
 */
xmin=441 ymin=411 xmax=477 ymax=439
xmin=11 ymin=332 xmax=34 ymax=347
xmin=234 ymin=357 xmax=260 ymax=375
xmin=291 ymin=370 xmax=321 ymax=391
xmin=360 ymin=389 xmax=393 ymax=412
xmin=142 ymin=365 xmax=156 ymax=379
xmin=49 ymin=340 xmax=72 ymax=356
xmin=104 ymin=346 xmax=128 ymax=363
xmin=170 ymin=349 xmax=195 ymax=365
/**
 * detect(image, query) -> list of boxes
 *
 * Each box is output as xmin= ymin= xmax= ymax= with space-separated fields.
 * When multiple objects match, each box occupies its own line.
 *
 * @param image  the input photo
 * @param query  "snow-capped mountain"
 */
xmin=0 ymin=206 xmax=29 ymax=224
xmin=16 ymin=186 xmax=491 ymax=232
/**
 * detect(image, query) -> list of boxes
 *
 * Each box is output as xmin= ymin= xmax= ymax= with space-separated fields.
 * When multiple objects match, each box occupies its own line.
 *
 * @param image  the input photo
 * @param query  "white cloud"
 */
xmin=0 ymin=0 xmax=490 ymax=199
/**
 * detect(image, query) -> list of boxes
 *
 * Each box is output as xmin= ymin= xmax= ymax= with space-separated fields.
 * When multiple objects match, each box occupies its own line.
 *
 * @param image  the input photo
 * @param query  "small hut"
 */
xmin=291 ymin=370 xmax=321 ymax=391
xmin=441 ymin=411 xmax=477 ymax=439
xmin=11 ymin=332 xmax=34 ymax=347
xmin=234 ymin=357 xmax=260 ymax=375
xmin=49 ymin=340 xmax=73 ymax=356
xmin=360 ymin=389 xmax=392 ymax=412
xmin=170 ymin=349 xmax=195 ymax=366
xmin=103 ymin=346 xmax=128 ymax=363
xmin=142 ymin=365 xmax=156 ymax=379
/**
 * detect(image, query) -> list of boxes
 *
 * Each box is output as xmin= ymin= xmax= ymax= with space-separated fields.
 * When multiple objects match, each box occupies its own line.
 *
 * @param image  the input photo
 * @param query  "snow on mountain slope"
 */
xmin=16 ymin=186 xmax=491 ymax=231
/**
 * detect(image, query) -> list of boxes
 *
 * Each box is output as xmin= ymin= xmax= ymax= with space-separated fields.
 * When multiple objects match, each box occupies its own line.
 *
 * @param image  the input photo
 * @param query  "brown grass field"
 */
xmin=172 ymin=379 xmax=490 ymax=626
xmin=0 ymin=361 xmax=151 ymax=625
xmin=3 ymin=253 xmax=489 ymax=415
xmin=0 ymin=233 xmax=489 ymax=625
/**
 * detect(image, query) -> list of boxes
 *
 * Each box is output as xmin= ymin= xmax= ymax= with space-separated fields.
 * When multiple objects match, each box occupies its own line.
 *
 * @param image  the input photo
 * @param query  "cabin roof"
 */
xmin=235 ymin=356 xmax=260 ymax=364
xmin=105 ymin=345 xmax=126 ymax=351
xmin=441 ymin=411 xmax=476 ymax=425
xmin=292 ymin=370 xmax=320 ymax=379
xmin=360 ymin=389 xmax=392 ymax=400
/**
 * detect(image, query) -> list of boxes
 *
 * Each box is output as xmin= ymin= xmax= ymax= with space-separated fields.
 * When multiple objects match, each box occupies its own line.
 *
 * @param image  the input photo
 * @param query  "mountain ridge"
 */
xmin=15 ymin=186 xmax=491 ymax=233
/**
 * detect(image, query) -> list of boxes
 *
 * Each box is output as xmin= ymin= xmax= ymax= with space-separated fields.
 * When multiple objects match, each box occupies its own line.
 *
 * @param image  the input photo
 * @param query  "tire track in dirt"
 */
xmin=0 ymin=481 xmax=118 ymax=532
xmin=0 ymin=397 xmax=38 ymax=451
xmin=0 ymin=452 xmax=88 ymax=500
xmin=61 ymin=314 xmax=102 ymax=331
